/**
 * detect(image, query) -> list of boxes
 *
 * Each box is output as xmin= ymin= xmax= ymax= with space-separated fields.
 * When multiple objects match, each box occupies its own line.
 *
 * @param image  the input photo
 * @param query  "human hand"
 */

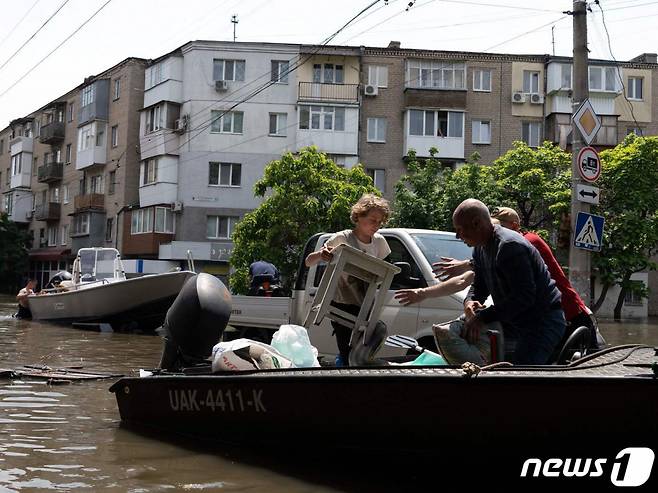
xmin=433 ymin=257 xmax=471 ymax=281
xmin=320 ymin=245 xmax=334 ymax=262
xmin=462 ymin=315 xmax=484 ymax=344
xmin=394 ymin=288 xmax=425 ymax=306
xmin=464 ymin=300 xmax=484 ymax=321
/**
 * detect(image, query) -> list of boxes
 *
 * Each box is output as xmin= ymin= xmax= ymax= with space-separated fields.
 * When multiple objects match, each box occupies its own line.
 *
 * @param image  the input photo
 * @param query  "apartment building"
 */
xmin=0 ymin=57 xmax=146 ymax=287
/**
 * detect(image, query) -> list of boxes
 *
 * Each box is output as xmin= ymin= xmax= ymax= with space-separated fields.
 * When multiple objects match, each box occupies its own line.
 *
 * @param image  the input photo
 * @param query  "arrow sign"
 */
xmin=577 ymin=184 xmax=600 ymax=204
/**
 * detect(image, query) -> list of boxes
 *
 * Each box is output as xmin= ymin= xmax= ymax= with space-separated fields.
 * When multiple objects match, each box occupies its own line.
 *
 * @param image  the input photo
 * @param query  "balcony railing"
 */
xmin=74 ymin=193 xmax=104 ymax=211
xmin=39 ymin=121 xmax=65 ymax=144
xmin=298 ymin=82 xmax=359 ymax=103
xmin=35 ymin=202 xmax=61 ymax=221
xmin=37 ymin=162 xmax=63 ymax=183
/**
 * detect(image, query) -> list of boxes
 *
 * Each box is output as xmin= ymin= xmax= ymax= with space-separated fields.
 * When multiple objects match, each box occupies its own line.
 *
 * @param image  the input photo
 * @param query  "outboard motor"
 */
xmin=44 ymin=271 xmax=72 ymax=289
xmin=159 ymin=273 xmax=232 ymax=371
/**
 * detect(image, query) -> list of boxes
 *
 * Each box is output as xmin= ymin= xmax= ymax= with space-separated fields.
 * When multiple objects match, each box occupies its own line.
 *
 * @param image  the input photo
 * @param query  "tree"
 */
xmin=229 ymin=147 xmax=378 ymax=294
xmin=0 ymin=213 xmax=30 ymax=293
xmin=593 ymin=135 xmax=658 ymax=319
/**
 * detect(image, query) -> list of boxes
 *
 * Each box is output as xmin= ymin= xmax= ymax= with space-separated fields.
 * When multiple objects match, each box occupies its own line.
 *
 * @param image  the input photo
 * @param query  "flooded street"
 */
xmin=1 ymin=293 xmax=657 ymax=492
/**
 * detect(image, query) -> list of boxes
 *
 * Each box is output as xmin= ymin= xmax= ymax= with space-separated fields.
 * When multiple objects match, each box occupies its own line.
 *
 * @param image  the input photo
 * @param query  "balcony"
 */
xmin=9 ymin=135 xmax=33 ymax=155
xmin=39 ymin=121 xmax=65 ymax=144
xmin=37 ymin=162 xmax=63 ymax=183
xmin=298 ymin=82 xmax=359 ymax=104
xmin=74 ymin=193 xmax=105 ymax=211
xmin=35 ymin=202 xmax=61 ymax=221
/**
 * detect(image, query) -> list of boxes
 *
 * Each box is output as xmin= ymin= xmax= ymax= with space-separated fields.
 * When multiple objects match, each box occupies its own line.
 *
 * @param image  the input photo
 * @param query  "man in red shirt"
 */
xmin=491 ymin=207 xmax=605 ymax=351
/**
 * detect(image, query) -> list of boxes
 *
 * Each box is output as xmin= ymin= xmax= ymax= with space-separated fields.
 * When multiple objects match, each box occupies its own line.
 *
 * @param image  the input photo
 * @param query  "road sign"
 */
xmin=576 ymin=184 xmax=600 ymax=204
xmin=572 ymin=99 xmax=601 ymax=145
xmin=577 ymin=146 xmax=601 ymax=183
xmin=574 ymin=212 xmax=604 ymax=252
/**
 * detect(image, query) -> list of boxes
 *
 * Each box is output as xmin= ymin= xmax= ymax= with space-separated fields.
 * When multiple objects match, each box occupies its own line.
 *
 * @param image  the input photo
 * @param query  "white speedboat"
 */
xmin=28 ymin=248 xmax=195 ymax=331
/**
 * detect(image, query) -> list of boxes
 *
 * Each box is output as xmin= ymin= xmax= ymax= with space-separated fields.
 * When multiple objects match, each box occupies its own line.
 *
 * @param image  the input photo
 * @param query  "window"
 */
xmin=81 ymin=84 xmax=95 ymax=106
xmin=108 ymin=171 xmax=116 ymax=195
xmin=624 ymin=281 xmax=644 ymax=306
xmin=206 ymin=215 xmax=239 ymax=239
xmin=589 ymin=66 xmax=617 ymax=91
xmin=63 ymin=184 xmax=69 ymax=204
xmin=51 ymin=186 xmax=60 ymax=203
xmin=365 ymin=168 xmax=386 ymax=192
xmin=90 ymin=175 xmax=103 ymax=194
xmin=11 ymin=154 xmax=22 ymax=175
xmin=60 ymin=224 xmax=68 ymax=245
xmin=131 ymin=208 xmax=153 ymax=234
xmin=5 ymin=194 xmax=12 ymax=215
xmin=72 ymin=213 xmax=90 ymax=235
xmin=408 ymin=110 xmax=463 ymax=138
xmin=111 ymin=125 xmax=118 ymax=147
xmin=271 ymin=60 xmax=289 ymax=83
xmin=141 ymin=159 xmax=158 ymax=185
xmin=472 ymin=120 xmax=491 ymax=144
xmin=34 ymin=120 xmax=41 ymax=136
xmin=106 ymin=218 xmax=113 ymax=242
xmin=47 ymin=227 xmax=58 ymax=247
xmin=522 ymin=121 xmax=542 ymax=147
xmin=145 ymin=105 xmax=163 ymax=133
xmin=312 ymin=63 xmax=344 ymax=83
xmin=155 ymin=207 xmax=174 ymax=233
xmin=268 ymin=113 xmax=287 ymax=136
xmin=523 ymin=70 xmax=540 ymax=94
xmin=95 ymin=124 xmax=105 ymax=146
xmin=213 ymin=59 xmax=245 ymax=81
xmin=627 ymin=77 xmax=643 ymax=100
xmin=210 ymin=111 xmax=243 ymax=134
xmin=299 ymin=106 xmax=345 ymax=131
xmin=0 ymin=139 xmax=3 ymax=154
xmin=367 ymin=65 xmax=388 ymax=88
xmin=77 ymin=124 xmax=94 ymax=151
xmin=54 ymin=148 xmax=61 ymax=163
xmin=560 ymin=64 xmax=572 ymax=89
xmin=68 ymin=103 xmax=74 ymax=122
xmin=113 ymin=79 xmax=120 ymax=100
xmin=57 ymin=110 xmax=64 ymax=123
xmin=473 ymin=69 xmax=491 ymax=92
xmin=65 ymin=144 xmax=72 ymax=164
xmin=367 ymin=117 xmax=386 ymax=142
xmin=147 ymin=63 xmax=163 ymax=88
xmin=209 ymin=162 xmax=241 ymax=186
xmin=406 ymin=60 xmax=466 ymax=89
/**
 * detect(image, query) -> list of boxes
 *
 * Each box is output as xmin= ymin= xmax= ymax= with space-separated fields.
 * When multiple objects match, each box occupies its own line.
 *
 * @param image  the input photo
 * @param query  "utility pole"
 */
xmin=231 ymin=15 xmax=238 ymax=42
xmin=569 ymin=0 xmax=591 ymax=301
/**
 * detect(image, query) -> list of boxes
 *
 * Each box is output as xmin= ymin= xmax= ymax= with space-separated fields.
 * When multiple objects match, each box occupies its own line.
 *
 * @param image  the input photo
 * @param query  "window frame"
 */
xmin=367 ymin=65 xmax=389 ymax=88
xmin=298 ymin=106 xmax=345 ymax=131
xmin=131 ymin=208 xmax=153 ymax=235
xmin=365 ymin=168 xmax=386 ymax=192
xmin=154 ymin=206 xmax=175 ymax=234
xmin=271 ymin=60 xmax=290 ymax=84
xmin=627 ymin=76 xmax=643 ymax=101
xmin=141 ymin=158 xmax=158 ymax=186
xmin=406 ymin=60 xmax=466 ymax=90
xmin=473 ymin=69 xmax=492 ymax=92
xmin=268 ymin=113 xmax=288 ymax=136
xmin=408 ymin=109 xmax=464 ymax=138
xmin=523 ymin=70 xmax=540 ymax=94
xmin=210 ymin=111 xmax=244 ymax=134
xmin=522 ymin=121 xmax=542 ymax=148
xmin=213 ymin=59 xmax=246 ymax=82
xmin=206 ymin=215 xmax=239 ymax=240
xmin=208 ymin=162 xmax=242 ymax=187
xmin=366 ymin=117 xmax=387 ymax=143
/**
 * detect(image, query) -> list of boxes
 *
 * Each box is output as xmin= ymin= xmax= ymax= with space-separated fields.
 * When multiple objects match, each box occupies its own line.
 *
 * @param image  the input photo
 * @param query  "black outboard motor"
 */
xmin=44 ymin=271 xmax=72 ymax=289
xmin=159 ymin=273 xmax=232 ymax=371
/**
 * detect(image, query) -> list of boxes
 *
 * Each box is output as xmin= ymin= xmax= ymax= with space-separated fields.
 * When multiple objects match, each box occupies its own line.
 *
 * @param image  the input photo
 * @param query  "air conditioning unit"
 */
xmin=530 ymin=93 xmax=544 ymax=104
xmin=215 ymin=80 xmax=229 ymax=92
xmin=512 ymin=91 xmax=526 ymax=104
xmin=364 ymin=84 xmax=378 ymax=96
xmin=172 ymin=201 xmax=183 ymax=212
xmin=174 ymin=116 xmax=188 ymax=134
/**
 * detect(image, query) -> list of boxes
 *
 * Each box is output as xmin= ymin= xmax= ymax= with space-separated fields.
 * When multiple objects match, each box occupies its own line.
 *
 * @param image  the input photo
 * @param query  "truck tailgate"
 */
xmin=229 ymin=295 xmax=291 ymax=330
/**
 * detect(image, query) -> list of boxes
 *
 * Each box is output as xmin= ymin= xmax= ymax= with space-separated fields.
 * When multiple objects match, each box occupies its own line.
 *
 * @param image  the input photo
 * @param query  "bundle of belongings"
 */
xmin=432 ymin=315 xmax=502 ymax=365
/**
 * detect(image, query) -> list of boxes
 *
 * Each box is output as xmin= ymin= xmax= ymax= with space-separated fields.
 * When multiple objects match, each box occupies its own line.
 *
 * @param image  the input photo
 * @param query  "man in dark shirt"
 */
xmin=248 ymin=260 xmax=280 ymax=289
xmin=453 ymin=199 xmax=565 ymax=364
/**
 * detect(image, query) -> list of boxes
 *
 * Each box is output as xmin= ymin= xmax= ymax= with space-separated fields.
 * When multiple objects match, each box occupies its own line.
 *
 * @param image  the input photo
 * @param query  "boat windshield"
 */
xmin=410 ymin=233 xmax=472 ymax=266
xmin=79 ymin=249 xmax=120 ymax=281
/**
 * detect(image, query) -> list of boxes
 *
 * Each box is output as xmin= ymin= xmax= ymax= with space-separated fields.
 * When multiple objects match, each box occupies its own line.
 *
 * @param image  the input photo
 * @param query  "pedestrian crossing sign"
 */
xmin=574 ymin=212 xmax=605 ymax=252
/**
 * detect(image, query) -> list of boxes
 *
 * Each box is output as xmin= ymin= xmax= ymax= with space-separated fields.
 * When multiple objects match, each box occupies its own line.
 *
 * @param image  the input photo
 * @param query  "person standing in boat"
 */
xmin=15 ymin=278 xmax=38 ymax=319
xmin=453 ymin=199 xmax=565 ymax=365
xmin=305 ymin=193 xmax=391 ymax=366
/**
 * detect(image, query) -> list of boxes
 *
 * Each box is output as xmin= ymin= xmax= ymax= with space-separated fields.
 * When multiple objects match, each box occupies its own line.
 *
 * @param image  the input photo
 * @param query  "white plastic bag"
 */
xmin=211 ymin=338 xmax=294 ymax=372
xmin=271 ymin=324 xmax=320 ymax=367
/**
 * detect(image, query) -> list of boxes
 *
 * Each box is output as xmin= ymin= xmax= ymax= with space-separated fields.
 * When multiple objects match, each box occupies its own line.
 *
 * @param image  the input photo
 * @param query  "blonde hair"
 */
xmin=350 ymin=193 xmax=390 ymax=224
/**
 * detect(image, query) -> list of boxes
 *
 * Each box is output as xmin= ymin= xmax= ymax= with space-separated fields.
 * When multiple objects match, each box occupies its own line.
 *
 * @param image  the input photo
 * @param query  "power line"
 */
xmin=483 ymin=15 xmax=569 ymax=52
xmin=0 ymin=0 xmax=114 ymax=101
xmin=0 ymin=0 xmax=71 ymax=74
xmin=0 ymin=0 xmax=41 ymax=51
xmin=436 ymin=0 xmax=559 ymax=13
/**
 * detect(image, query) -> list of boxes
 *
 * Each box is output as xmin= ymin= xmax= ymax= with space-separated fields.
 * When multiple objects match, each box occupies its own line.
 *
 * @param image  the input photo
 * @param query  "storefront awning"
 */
xmin=28 ymin=247 xmax=72 ymax=261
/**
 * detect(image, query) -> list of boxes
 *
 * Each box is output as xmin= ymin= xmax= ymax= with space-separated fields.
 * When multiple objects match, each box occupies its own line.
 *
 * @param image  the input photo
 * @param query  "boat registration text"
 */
xmin=168 ymin=388 xmax=266 ymax=413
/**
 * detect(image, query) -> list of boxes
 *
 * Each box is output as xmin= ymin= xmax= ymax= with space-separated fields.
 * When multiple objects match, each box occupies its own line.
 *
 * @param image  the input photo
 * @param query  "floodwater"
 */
xmin=1 ymin=294 xmax=657 ymax=492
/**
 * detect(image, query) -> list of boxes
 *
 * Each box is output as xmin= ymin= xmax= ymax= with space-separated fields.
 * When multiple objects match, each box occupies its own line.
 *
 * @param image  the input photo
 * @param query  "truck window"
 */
xmin=386 ymin=236 xmax=426 ymax=290
xmin=295 ymin=233 xmax=326 ymax=291
xmin=410 ymin=232 xmax=472 ymax=265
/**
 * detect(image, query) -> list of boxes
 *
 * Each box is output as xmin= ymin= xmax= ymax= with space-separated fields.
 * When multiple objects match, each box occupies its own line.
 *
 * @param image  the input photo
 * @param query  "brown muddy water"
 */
xmin=1 ymin=294 xmax=657 ymax=492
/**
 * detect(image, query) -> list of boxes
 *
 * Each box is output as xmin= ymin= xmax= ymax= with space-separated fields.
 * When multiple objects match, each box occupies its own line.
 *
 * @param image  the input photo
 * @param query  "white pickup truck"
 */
xmin=228 ymin=228 xmax=473 ymax=357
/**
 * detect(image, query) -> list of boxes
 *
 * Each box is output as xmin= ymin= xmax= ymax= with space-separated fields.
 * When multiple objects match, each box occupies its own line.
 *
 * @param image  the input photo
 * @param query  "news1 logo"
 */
xmin=520 ymin=447 xmax=655 ymax=487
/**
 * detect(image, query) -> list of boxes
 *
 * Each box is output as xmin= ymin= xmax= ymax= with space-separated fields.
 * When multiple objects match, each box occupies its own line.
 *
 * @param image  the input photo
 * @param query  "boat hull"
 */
xmin=28 ymin=271 xmax=195 ymax=331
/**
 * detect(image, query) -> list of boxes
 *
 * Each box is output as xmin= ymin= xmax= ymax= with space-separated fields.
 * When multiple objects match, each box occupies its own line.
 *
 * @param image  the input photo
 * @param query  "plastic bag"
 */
xmin=211 ymin=338 xmax=294 ymax=372
xmin=271 ymin=324 xmax=320 ymax=367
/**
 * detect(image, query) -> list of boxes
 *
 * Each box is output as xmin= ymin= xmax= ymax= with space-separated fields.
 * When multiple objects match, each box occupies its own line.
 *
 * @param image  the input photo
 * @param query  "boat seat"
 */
xmin=304 ymin=244 xmax=400 ymax=345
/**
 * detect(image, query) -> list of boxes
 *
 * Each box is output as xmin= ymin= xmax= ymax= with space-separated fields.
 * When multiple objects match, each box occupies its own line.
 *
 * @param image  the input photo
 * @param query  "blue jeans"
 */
xmin=510 ymin=308 xmax=566 ymax=365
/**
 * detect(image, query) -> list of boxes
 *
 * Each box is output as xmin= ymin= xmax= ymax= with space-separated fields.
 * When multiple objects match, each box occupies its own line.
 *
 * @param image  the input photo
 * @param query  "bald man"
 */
xmin=453 ymin=199 xmax=565 ymax=365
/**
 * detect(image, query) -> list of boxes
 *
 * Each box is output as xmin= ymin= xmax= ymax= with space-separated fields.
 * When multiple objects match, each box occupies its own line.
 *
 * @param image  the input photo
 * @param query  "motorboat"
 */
xmin=28 ymin=247 xmax=194 ymax=331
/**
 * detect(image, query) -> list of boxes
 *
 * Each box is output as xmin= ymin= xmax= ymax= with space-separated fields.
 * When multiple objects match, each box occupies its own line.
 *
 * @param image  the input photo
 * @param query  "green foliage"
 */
xmin=594 ymin=135 xmax=658 ymax=301
xmin=0 ymin=213 xmax=30 ymax=293
xmin=229 ymin=147 xmax=378 ymax=294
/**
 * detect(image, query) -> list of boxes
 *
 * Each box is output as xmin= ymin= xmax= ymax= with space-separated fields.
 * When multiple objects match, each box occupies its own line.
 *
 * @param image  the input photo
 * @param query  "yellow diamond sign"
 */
xmin=572 ymin=99 xmax=602 ymax=145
